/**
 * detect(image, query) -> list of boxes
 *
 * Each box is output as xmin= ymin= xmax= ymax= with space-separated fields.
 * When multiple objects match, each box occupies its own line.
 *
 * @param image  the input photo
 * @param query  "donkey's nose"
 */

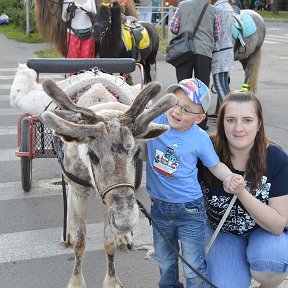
xmin=110 ymin=205 xmax=139 ymax=233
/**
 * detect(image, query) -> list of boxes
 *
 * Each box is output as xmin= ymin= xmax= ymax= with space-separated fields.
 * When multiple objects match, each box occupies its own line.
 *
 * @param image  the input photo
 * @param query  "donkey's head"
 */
xmin=39 ymin=79 xmax=176 ymax=236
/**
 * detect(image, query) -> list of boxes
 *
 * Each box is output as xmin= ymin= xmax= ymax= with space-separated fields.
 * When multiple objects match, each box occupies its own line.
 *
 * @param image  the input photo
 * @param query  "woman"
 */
xmin=211 ymin=0 xmax=234 ymax=115
xmin=62 ymin=0 xmax=96 ymax=58
xmin=198 ymin=90 xmax=288 ymax=288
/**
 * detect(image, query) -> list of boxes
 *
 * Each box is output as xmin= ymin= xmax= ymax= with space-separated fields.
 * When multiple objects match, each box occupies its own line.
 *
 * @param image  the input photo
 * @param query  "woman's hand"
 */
xmin=223 ymin=174 xmax=245 ymax=196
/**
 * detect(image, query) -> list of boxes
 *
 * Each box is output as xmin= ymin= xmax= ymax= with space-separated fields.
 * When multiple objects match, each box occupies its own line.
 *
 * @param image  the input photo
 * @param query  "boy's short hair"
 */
xmin=167 ymin=78 xmax=211 ymax=113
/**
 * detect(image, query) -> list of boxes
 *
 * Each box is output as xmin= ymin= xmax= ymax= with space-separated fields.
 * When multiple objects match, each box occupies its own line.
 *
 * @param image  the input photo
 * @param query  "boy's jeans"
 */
xmin=151 ymin=197 xmax=208 ymax=288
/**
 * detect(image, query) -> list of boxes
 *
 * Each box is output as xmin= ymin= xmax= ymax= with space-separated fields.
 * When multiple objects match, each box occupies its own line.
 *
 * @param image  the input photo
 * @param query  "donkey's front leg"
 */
xmin=67 ymin=187 xmax=88 ymax=288
xmin=103 ymin=225 xmax=123 ymax=288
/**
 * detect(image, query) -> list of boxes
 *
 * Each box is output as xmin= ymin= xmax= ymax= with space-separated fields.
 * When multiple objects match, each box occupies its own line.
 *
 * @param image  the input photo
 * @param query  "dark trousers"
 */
xmin=175 ymin=54 xmax=212 ymax=129
xmin=175 ymin=54 xmax=212 ymax=87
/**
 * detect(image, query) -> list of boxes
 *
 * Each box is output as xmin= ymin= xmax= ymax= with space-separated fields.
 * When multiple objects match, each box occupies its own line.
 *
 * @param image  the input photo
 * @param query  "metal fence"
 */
xmin=137 ymin=6 xmax=177 ymax=43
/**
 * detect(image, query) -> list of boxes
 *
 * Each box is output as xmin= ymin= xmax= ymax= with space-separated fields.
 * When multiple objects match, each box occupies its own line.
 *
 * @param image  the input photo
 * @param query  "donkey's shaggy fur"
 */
xmin=39 ymin=79 xmax=176 ymax=288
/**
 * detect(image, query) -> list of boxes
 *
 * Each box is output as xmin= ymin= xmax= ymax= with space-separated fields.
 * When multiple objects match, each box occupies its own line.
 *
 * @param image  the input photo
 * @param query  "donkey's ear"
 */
xmin=135 ymin=123 xmax=170 ymax=140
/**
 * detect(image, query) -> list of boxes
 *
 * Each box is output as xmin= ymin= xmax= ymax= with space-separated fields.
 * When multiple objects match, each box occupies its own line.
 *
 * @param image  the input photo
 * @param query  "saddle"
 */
xmin=121 ymin=15 xmax=150 ymax=60
xmin=232 ymin=11 xmax=257 ymax=46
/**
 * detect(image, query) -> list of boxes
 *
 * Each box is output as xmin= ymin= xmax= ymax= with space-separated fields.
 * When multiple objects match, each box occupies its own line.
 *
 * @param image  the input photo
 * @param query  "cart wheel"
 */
xmin=135 ymin=159 xmax=143 ymax=190
xmin=21 ymin=118 xmax=32 ymax=192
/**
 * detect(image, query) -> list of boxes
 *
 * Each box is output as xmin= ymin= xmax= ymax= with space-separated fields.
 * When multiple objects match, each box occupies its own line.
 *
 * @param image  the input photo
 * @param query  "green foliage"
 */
xmin=0 ymin=0 xmax=36 ymax=32
xmin=0 ymin=0 xmax=23 ymax=11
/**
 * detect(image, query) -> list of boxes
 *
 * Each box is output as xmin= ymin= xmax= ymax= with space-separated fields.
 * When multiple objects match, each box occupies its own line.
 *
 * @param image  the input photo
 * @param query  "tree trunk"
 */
xmin=271 ymin=0 xmax=279 ymax=15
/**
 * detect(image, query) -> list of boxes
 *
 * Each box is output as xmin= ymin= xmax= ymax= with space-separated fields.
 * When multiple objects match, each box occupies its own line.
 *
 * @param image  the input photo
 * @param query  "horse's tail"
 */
xmin=249 ymin=47 xmax=261 ymax=93
xmin=34 ymin=0 xmax=67 ymax=56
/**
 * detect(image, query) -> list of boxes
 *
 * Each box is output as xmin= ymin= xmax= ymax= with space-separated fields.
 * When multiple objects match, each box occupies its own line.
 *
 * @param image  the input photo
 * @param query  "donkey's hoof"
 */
xmin=103 ymin=275 xmax=123 ymax=288
xmin=67 ymin=274 xmax=86 ymax=288
xmin=60 ymin=233 xmax=74 ymax=248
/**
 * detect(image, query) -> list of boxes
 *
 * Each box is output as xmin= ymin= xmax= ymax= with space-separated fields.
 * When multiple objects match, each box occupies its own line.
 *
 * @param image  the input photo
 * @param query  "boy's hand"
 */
xmin=224 ymin=174 xmax=245 ymax=196
xmin=223 ymin=173 xmax=234 ymax=190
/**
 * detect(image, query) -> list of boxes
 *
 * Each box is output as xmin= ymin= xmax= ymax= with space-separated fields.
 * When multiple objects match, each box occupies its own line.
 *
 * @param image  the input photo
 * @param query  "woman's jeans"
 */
xmin=205 ymin=225 xmax=288 ymax=288
xmin=151 ymin=197 xmax=208 ymax=288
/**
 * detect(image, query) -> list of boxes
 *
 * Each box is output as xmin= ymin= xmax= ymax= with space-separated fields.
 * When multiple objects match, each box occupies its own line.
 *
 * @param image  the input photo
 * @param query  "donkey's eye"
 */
xmin=88 ymin=150 xmax=99 ymax=165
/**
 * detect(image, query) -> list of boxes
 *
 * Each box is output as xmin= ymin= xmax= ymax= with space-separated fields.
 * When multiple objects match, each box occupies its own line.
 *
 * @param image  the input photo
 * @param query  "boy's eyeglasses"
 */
xmin=174 ymin=103 xmax=203 ymax=115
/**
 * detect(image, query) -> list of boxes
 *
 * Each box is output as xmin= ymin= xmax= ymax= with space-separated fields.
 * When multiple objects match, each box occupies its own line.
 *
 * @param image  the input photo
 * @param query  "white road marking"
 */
xmin=0 ymin=217 xmax=153 ymax=264
xmin=0 ymin=126 xmax=17 ymax=135
xmin=0 ymin=149 xmax=20 ymax=162
xmin=0 ymin=178 xmax=62 ymax=201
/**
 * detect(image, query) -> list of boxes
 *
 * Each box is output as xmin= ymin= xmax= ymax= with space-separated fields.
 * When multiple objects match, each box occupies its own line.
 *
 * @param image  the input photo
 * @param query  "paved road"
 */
xmin=0 ymin=20 xmax=288 ymax=288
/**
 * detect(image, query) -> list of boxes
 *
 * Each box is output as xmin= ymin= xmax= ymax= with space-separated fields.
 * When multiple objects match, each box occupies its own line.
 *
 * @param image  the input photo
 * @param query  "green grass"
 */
xmin=258 ymin=10 xmax=288 ymax=19
xmin=34 ymin=48 xmax=62 ymax=58
xmin=0 ymin=24 xmax=44 ymax=43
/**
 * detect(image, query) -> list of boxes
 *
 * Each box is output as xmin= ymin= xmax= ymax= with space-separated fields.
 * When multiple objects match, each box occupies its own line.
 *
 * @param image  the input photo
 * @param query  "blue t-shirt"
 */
xmin=199 ymin=144 xmax=288 ymax=235
xmin=146 ymin=114 xmax=219 ymax=203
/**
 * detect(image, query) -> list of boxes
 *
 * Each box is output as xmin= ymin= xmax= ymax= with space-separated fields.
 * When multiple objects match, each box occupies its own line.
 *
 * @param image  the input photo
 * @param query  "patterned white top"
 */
xmin=211 ymin=0 xmax=234 ymax=75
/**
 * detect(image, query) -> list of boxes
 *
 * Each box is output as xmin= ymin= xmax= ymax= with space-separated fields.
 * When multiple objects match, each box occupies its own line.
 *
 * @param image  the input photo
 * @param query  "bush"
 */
xmin=0 ymin=0 xmax=36 ymax=32
xmin=0 ymin=0 xmax=23 ymax=12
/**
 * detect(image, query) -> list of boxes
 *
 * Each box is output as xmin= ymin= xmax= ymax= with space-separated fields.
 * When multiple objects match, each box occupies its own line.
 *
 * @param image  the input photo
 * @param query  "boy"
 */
xmin=146 ymin=78 xmax=242 ymax=288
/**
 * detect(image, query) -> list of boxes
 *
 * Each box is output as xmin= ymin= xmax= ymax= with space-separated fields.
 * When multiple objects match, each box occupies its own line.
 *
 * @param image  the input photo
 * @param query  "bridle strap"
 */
xmin=101 ymin=183 xmax=135 ymax=203
xmin=93 ymin=21 xmax=110 ymax=38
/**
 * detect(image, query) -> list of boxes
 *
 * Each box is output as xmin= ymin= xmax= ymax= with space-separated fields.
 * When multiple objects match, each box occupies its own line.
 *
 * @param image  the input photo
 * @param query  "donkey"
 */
xmin=39 ymin=79 xmax=176 ymax=288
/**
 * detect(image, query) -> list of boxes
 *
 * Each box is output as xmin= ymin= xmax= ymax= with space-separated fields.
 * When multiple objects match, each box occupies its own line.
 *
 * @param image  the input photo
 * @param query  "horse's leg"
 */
xmin=241 ymin=48 xmax=261 ymax=93
xmin=67 ymin=186 xmax=88 ymax=288
xmin=150 ymin=62 xmax=157 ymax=82
xmin=103 ymin=208 xmax=123 ymax=288
xmin=143 ymin=60 xmax=152 ymax=84
xmin=125 ymin=73 xmax=134 ymax=86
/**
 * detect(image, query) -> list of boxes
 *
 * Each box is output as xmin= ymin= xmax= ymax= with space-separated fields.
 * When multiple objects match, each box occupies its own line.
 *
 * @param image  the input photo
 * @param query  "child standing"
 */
xmin=145 ymin=78 xmax=243 ymax=287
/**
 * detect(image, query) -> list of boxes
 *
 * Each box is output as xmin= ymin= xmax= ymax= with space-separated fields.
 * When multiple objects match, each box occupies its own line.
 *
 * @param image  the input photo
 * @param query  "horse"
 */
xmin=34 ymin=0 xmax=138 ymax=57
xmin=232 ymin=9 xmax=266 ymax=93
xmin=92 ymin=2 xmax=160 ymax=84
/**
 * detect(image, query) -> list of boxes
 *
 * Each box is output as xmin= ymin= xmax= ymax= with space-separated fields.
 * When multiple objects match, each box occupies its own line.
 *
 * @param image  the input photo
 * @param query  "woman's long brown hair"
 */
xmin=205 ymin=90 xmax=270 ymax=192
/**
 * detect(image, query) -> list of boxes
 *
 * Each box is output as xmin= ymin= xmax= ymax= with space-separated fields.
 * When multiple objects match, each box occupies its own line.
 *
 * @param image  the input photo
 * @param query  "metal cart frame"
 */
xmin=15 ymin=58 xmax=144 ymax=192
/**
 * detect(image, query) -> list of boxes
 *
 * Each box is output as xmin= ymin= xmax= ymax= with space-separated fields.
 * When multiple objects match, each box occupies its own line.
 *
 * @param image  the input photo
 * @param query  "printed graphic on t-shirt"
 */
xmin=206 ymin=176 xmax=270 ymax=234
xmin=153 ymin=147 xmax=179 ymax=179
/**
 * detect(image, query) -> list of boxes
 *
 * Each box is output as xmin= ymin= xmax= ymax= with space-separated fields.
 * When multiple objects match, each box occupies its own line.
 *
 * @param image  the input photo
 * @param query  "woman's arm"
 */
xmin=62 ymin=1 xmax=72 ymax=22
xmin=169 ymin=8 xmax=180 ymax=34
xmin=234 ymin=189 xmax=288 ymax=235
